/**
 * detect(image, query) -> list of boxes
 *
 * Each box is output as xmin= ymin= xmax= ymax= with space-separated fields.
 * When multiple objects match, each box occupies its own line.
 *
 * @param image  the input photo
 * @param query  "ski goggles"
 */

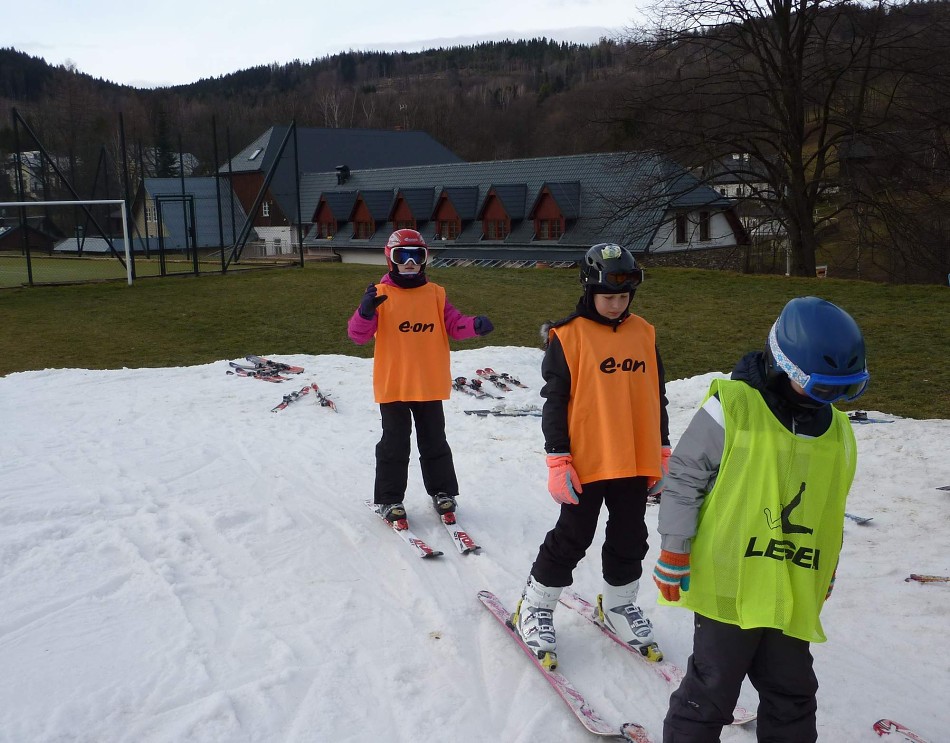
xmin=590 ymin=267 xmax=644 ymax=291
xmin=768 ymin=325 xmax=869 ymax=404
xmin=390 ymin=246 xmax=428 ymax=265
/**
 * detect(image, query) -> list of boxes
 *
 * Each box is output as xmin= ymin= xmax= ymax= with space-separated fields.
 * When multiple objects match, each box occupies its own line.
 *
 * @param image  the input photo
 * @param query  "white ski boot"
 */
xmin=598 ymin=579 xmax=663 ymax=661
xmin=512 ymin=575 xmax=562 ymax=669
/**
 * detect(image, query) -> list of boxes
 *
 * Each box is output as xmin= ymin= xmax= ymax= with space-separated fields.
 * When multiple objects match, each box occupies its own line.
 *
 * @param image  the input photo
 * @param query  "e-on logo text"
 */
xmin=399 ymin=321 xmax=435 ymax=333
xmin=599 ymin=356 xmax=646 ymax=374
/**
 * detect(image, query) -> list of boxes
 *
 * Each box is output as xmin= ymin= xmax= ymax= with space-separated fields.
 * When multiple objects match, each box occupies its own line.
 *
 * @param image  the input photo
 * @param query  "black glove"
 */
xmin=473 ymin=315 xmax=494 ymax=336
xmin=358 ymin=284 xmax=388 ymax=319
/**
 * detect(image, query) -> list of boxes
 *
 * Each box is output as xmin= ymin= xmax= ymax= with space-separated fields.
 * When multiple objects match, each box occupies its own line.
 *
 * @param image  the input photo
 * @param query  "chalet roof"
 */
xmin=299 ymin=152 xmax=729 ymax=253
xmin=220 ymin=126 xmax=463 ymax=223
xmin=317 ymin=191 xmax=359 ymax=220
xmin=222 ymin=126 xmax=464 ymax=176
xmin=394 ymin=187 xmax=436 ymax=219
xmin=357 ymin=190 xmax=396 ymax=221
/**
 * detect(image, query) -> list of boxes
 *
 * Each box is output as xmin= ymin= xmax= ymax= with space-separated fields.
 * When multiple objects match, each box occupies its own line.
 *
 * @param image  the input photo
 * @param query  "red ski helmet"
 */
xmin=385 ymin=229 xmax=428 ymax=269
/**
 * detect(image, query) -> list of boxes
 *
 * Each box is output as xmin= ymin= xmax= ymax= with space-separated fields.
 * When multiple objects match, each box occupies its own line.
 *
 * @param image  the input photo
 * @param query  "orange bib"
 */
xmin=372 ymin=283 xmax=452 ymax=403
xmin=552 ymin=315 xmax=661 ymax=483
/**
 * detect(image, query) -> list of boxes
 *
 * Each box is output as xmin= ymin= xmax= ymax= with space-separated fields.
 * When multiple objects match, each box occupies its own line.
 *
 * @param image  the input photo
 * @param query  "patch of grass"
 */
xmin=1 ymin=263 xmax=947 ymax=419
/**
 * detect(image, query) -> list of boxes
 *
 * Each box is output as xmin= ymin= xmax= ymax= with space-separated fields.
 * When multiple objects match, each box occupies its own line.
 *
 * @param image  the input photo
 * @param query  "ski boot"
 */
xmin=377 ymin=502 xmax=407 ymax=524
xmin=598 ymin=579 xmax=663 ymax=661
xmin=511 ymin=575 xmax=562 ymax=670
xmin=431 ymin=493 xmax=457 ymax=515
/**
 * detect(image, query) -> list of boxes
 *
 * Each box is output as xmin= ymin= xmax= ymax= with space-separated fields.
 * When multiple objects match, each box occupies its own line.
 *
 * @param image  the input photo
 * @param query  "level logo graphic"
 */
xmin=745 ymin=481 xmax=820 ymax=570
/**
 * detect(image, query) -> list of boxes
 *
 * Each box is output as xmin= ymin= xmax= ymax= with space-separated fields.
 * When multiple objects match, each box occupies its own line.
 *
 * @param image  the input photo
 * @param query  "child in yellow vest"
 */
xmin=512 ymin=243 xmax=671 ymax=669
xmin=347 ymin=229 xmax=493 ymax=522
xmin=654 ymin=296 xmax=869 ymax=742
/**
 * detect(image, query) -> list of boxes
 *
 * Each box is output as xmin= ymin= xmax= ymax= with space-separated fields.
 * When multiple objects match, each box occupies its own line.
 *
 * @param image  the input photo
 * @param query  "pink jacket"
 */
xmin=347 ymin=273 xmax=479 ymax=345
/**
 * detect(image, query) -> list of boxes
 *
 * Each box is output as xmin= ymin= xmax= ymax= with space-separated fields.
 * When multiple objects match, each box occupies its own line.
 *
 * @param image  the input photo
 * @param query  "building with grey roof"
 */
xmin=299 ymin=152 xmax=747 ymax=266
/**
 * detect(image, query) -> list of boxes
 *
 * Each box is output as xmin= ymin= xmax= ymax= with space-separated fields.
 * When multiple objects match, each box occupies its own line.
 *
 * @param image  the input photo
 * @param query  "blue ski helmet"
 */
xmin=766 ymin=296 xmax=869 ymax=404
xmin=580 ymin=243 xmax=644 ymax=295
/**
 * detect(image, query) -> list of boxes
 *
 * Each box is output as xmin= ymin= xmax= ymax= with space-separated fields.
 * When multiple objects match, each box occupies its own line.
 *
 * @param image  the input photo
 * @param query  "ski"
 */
xmin=477 ymin=590 xmax=653 ymax=742
xmin=364 ymin=501 xmax=443 ymax=558
xmin=481 ymin=366 xmax=529 ymax=388
xmin=440 ymin=511 xmax=480 ymax=554
xmin=453 ymin=376 xmax=500 ymax=399
xmin=845 ymin=512 xmax=874 ymax=525
xmin=936 ymin=485 xmax=950 ymax=491
xmin=476 ymin=368 xmax=512 ymax=392
xmin=559 ymin=590 xmax=756 ymax=726
xmin=271 ymin=385 xmax=312 ymax=412
xmin=245 ymin=355 xmax=305 ymax=374
xmin=309 ymin=382 xmax=338 ymax=412
xmin=226 ymin=368 xmax=289 ymax=382
xmin=905 ymin=574 xmax=949 ymax=584
xmin=873 ymin=718 xmax=931 ymax=742
xmin=464 ymin=407 xmax=542 ymax=417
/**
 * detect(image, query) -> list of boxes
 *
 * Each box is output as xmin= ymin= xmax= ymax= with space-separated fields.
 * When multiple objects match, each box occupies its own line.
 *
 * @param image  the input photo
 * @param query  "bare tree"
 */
xmin=609 ymin=0 xmax=950 ymax=278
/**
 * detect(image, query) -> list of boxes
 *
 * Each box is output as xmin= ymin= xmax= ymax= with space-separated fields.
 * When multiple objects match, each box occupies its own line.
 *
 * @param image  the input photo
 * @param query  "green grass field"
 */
xmin=1 ymin=262 xmax=947 ymax=419
xmin=0 ymin=254 xmax=278 ymax=287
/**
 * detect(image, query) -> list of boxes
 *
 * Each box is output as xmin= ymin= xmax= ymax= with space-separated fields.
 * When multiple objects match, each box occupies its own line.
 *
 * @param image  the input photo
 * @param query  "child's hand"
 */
xmin=473 ymin=316 xmax=494 ymax=336
xmin=546 ymin=453 xmax=582 ymax=504
xmin=358 ymin=284 xmax=388 ymax=319
xmin=653 ymin=549 xmax=691 ymax=601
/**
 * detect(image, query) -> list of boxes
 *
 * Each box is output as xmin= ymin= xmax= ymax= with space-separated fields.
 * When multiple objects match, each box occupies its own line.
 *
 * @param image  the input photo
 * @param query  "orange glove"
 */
xmin=546 ymin=454 xmax=582 ymax=505
xmin=653 ymin=549 xmax=691 ymax=602
xmin=647 ymin=446 xmax=672 ymax=497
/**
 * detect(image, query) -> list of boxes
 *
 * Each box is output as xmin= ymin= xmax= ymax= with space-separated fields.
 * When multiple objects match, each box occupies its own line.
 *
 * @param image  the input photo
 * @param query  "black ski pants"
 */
xmin=374 ymin=400 xmax=459 ymax=505
xmin=530 ymin=477 xmax=649 ymax=588
xmin=664 ymin=614 xmax=818 ymax=743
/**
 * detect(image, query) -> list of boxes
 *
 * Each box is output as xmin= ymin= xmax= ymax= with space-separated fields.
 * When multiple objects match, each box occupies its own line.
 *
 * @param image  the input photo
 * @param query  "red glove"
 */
xmin=653 ymin=549 xmax=691 ymax=602
xmin=546 ymin=454 xmax=582 ymax=505
xmin=647 ymin=446 xmax=672 ymax=496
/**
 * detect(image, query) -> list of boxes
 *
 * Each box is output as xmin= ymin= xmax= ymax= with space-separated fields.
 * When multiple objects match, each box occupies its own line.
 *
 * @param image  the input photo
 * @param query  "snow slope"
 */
xmin=1 ymin=347 xmax=948 ymax=742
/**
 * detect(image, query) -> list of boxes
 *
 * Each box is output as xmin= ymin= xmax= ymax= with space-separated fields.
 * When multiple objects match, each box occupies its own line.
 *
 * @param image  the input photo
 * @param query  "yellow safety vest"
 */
xmin=662 ymin=378 xmax=857 ymax=642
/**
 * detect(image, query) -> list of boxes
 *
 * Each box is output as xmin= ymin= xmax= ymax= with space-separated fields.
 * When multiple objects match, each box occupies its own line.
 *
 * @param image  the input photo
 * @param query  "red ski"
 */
xmin=873 ymin=718 xmax=931 ymax=742
xmin=478 ymin=590 xmax=653 ymax=741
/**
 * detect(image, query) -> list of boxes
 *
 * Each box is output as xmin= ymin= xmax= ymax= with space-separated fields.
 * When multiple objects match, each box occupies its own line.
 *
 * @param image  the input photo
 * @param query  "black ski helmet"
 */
xmin=579 ymin=243 xmax=644 ymax=295
xmin=765 ymin=296 xmax=869 ymax=404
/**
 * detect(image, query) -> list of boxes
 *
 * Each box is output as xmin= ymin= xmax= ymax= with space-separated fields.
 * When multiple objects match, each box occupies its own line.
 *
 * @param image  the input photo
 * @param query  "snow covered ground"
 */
xmin=1 ymin=346 xmax=948 ymax=742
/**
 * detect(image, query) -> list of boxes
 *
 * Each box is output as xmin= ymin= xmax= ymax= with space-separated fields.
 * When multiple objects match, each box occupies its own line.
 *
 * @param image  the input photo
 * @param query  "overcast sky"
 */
xmin=3 ymin=0 xmax=644 ymax=89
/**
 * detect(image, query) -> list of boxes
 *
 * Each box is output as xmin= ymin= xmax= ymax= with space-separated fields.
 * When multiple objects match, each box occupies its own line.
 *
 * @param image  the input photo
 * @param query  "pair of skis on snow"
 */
xmin=270 ymin=382 xmax=337 ymax=413
xmin=366 ymin=501 xmax=479 ymax=557
xmin=227 ymin=355 xmax=305 ymax=382
xmin=478 ymin=589 xmax=755 ymax=741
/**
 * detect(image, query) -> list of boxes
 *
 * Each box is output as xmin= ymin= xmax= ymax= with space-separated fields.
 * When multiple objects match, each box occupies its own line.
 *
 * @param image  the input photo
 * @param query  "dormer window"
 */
xmin=536 ymin=218 xmax=563 ymax=240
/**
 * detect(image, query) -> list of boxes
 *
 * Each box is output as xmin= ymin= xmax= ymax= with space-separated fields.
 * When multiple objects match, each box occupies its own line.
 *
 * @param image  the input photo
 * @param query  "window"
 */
xmin=316 ymin=220 xmax=335 ymax=238
xmin=394 ymin=219 xmax=415 ymax=230
xmin=699 ymin=211 xmax=711 ymax=241
xmin=675 ymin=213 xmax=687 ymax=244
xmin=537 ymin=219 xmax=562 ymax=240
xmin=484 ymin=219 xmax=508 ymax=240
xmin=354 ymin=221 xmax=373 ymax=238
xmin=437 ymin=219 xmax=459 ymax=239
xmin=273 ymin=237 xmax=282 ymax=254
xmin=262 ymin=201 xmax=270 ymax=217
xmin=145 ymin=203 xmax=157 ymax=223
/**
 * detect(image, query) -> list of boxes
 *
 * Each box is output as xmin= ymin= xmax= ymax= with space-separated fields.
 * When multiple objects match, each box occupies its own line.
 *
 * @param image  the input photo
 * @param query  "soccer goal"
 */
xmin=0 ymin=199 xmax=132 ymax=287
